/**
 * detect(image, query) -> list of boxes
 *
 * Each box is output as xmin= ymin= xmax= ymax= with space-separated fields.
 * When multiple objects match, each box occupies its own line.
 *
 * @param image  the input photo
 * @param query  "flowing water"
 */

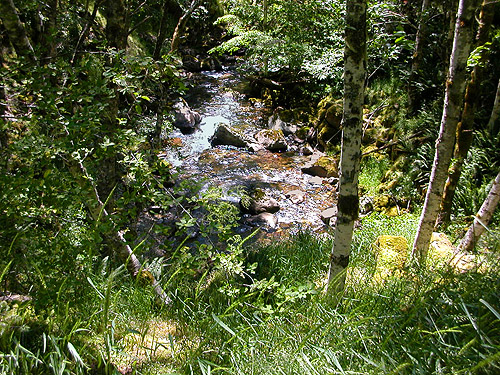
xmin=164 ymin=68 xmax=337 ymax=235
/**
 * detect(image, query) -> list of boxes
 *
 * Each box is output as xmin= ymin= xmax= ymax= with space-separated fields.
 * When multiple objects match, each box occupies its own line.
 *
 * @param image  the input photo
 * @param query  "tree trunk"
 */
xmin=412 ymin=0 xmax=480 ymax=264
xmin=71 ymin=0 xmax=103 ymax=65
xmin=408 ymin=0 xmax=430 ymax=115
xmin=103 ymin=0 xmax=128 ymax=50
xmin=438 ymin=0 xmax=495 ymax=226
xmin=40 ymin=0 xmax=58 ymax=63
xmin=153 ymin=0 xmax=183 ymax=60
xmin=0 ymin=0 xmax=36 ymax=63
xmin=458 ymin=171 xmax=500 ymax=252
xmin=100 ymin=0 xmax=129 ymax=204
xmin=326 ymin=0 xmax=366 ymax=297
xmin=169 ymin=0 xmax=199 ymax=54
xmin=488 ymin=79 xmax=500 ymax=135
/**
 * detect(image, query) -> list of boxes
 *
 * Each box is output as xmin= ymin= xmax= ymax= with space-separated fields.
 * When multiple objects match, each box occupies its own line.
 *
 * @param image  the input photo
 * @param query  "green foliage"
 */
xmin=213 ymin=0 xmax=344 ymax=88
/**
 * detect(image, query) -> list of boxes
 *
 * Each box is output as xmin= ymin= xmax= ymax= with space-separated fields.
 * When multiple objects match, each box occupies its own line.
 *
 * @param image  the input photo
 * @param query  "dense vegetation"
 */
xmin=1 ymin=0 xmax=499 ymax=374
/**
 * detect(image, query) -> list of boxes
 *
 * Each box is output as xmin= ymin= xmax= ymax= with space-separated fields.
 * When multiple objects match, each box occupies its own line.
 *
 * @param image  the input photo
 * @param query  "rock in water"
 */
xmin=244 ymin=213 xmax=279 ymax=232
xmin=173 ymin=99 xmax=201 ymax=133
xmin=301 ymin=155 xmax=338 ymax=178
xmin=241 ymin=188 xmax=280 ymax=214
xmin=210 ymin=123 xmax=250 ymax=148
xmin=254 ymin=129 xmax=288 ymax=152
xmin=286 ymin=189 xmax=306 ymax=204
xmin=320 ymin=207 xmax=337 ymax=225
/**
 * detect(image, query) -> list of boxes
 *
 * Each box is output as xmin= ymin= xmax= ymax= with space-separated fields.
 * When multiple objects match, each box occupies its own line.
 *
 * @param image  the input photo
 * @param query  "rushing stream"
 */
xmin=164 ymin=68 xmax=337 ymax=235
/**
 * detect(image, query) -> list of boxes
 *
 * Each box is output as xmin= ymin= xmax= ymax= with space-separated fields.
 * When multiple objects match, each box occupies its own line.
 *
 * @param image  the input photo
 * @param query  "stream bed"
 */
xmin=163 ymin=68 xmax=337 ymax=236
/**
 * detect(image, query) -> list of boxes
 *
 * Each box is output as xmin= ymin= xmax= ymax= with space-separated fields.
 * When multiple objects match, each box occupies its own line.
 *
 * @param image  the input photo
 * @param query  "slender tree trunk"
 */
xmin=458 ymin=171 xmax=500 ymax=252
xmin=438 ymin=0 xmax=495 ymax=226
xmin=326 ymin=0 xmax=366 ymax=297
xmin=40 ymin=0 xmax=58 ymax=62
xmin=100 ymin=0 xmax=129 ymax=204
xmin=488 ymin=79 xmax=500 ymax=135
xmin=408 ymin=0 xmax=430 ymax=115
xmin=71 ymin=0 xmax=103 ymax=65
xmin=169 ymin=0 xmax=199 ymax=54
xmin=153 ymin=0 xmax=183 ymax=61
xmin=412 ymin=0 xmax=480 ymax=264
xmin=0 ymin=0 xmax=36 ymax=63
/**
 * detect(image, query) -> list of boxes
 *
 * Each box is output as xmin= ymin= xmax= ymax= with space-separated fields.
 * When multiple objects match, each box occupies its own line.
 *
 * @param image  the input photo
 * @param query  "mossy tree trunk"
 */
xmin=438 ymin=0 xmax=495 ymax=227
xmin=412 ymin=0 xmax=480 ymax=264
xmin=458 ymin=171 xmax=500 ymax=252
xmin=326 ymin=0 xmax=366 ymax=297
xmin=0 ymin=0 xmax=36 ymax=63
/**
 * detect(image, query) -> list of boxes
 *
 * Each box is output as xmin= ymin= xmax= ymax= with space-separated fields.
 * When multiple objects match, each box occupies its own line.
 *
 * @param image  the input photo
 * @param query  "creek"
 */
xmin=163 ymin=68 xmax=337 ymax=237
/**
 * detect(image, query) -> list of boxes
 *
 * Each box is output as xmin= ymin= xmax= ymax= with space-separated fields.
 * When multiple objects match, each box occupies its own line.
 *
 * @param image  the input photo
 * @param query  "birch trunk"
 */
xmin=458 ymin=172 xmax=500 ymax=252
xmin=408 ymin=0 xmax=430 ymax=115
xmin=488 ymin=79 xmax=500 ymax=135
xmin=412 ymin=0 xmax=480 ymax=263
xmin=438 ymin=0 xmax=495 ymax=226
xmin=0 ymin=0 xmax=36 ymax=63
xmin=326 ymin=0 xmax=366 ymax=297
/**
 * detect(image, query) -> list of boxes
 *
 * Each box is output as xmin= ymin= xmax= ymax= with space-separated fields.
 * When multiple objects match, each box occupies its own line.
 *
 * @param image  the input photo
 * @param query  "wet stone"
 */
xmin=286 ymin=189 xmax=306 ymax=204
xmin=320 ymin=207 xmax=337 ymax=225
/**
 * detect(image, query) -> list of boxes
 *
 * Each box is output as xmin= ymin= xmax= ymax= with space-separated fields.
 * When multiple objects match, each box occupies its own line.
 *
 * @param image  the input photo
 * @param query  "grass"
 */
xmin=2 ymin=214 xmax=499 ymax=374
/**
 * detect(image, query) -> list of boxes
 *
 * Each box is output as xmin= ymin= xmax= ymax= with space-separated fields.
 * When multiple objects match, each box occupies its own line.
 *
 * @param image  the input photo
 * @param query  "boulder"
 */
xmin=241 ymin=189 xmax=280 ymax=214
xmin=373 ymin=235 xmax=409 ymax=281
xmin=210 ymin=123 xmax=251 ymax=148
xmin=300 ymin=144 xmax=314 ymax=156
xmin=320 ymin=207 xmax=337 ymax=225
xmin=244 ymin=213 xmax=279 ymax=231
xmin=302 ymin=155 xmax=338 ymax=178
xmin=173 ymin=99 xmax=201 ymax=133
xmin=315 ymin=97 xmax=343 ymax=150
xmin=254 ymin=129 xmax=288 ymax=152
xmin=268 ymin=108 xmax=298 ymax=136
xmin=286 ymin=189 xmax=306 ymax=204
xmin=182 ymin=55 xmax=201 ymax=72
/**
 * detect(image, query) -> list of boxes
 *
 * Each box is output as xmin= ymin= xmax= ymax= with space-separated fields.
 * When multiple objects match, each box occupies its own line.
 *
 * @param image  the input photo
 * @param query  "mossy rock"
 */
xmin=296 ymin=126 xmax=311 ymax=140
xmin=373 ymin=235 xmax=409 ymax=281
xmin=372 ymin=195 xmax=391 ymax=210
xmin=316 ymin=156 xmax=339 ymax=178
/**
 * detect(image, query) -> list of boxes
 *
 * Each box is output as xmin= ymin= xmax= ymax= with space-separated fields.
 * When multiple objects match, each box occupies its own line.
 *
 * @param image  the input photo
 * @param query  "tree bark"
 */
xmin=153 ymin=0 xmax=183 ymax=61
xmin=408 ymin=0 xmax=430 ymax=115
xmin=438 ymin=0 xmax=495 ymax=226
xmin=457 ymin=171 xmax=500 ymax=252
xmin=488 ymin=79 xmax=500 ymax=135
xmin=0 ymin=0 xmax=36 ymax=63
xmin=412 ymin=0 xmax=480 ymax=264
xmin=326 ymin=0 xmax=366 ymax=297
xmin=169 ymin=0 xmax=199 ymax=54
xmin=40 ymin=0 xmax=58 ymax=62
xmin=103 ymin=0 xmax=128 ymax=50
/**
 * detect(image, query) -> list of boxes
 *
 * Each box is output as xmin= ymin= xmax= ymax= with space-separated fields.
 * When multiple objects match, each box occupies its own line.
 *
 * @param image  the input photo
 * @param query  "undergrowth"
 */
xmin=2 ymin=214 xmax=499 ymax=375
